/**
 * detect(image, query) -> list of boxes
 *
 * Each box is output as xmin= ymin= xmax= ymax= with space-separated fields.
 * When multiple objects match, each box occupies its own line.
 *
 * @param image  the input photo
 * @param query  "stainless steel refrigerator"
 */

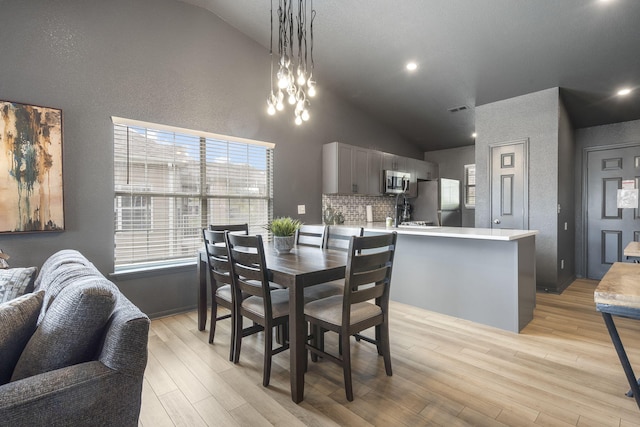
xmin=412 ymin=179 xmax=462 ymax=226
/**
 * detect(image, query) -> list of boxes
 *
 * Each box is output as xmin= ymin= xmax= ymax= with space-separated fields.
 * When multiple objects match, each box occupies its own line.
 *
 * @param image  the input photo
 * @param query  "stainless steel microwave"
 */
xmin=383 ymin=170 xmax=410 ymax=194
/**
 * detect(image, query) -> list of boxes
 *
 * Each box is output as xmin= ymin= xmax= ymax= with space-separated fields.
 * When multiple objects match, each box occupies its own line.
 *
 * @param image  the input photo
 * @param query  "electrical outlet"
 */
xmin=297 ymin=204 xmax=306 ymax=215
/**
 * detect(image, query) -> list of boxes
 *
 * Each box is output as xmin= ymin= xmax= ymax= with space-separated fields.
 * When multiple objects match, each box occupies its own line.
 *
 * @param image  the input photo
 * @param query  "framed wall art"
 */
xmin=0 ymin=100 xmax=64 ymax=233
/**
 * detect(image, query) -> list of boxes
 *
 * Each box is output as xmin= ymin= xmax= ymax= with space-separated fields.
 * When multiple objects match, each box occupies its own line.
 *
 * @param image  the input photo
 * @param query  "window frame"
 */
xmin=112 ymin=117 xmax=274 ymax=273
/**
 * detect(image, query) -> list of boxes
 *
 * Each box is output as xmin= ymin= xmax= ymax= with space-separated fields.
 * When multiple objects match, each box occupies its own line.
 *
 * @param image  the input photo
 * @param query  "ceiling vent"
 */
xmin=448 ymin=105 xmax=469 ymax=113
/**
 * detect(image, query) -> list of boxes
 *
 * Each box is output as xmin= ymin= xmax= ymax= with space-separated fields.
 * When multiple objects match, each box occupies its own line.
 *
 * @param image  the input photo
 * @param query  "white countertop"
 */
xmin=352 ymin=222 xmax=537 ymax=241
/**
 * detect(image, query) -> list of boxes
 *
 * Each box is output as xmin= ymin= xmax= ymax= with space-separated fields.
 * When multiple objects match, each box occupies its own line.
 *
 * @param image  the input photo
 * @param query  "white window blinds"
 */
xmin=113 ymin=118 xmax=274 ymax=271
xmin=464 ymin=164 xmax=476 ymax=209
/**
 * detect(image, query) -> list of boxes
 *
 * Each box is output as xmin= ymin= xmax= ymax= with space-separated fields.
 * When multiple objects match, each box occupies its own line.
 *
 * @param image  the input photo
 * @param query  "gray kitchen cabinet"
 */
xmin=323 ymin=142 xmax=370 ymax=195
xmin=382 ymin=152 xmax=406 ymax=172
xmin=406 ymin=158 xmax=439 ymax=197
xmin=323 ymin=143 xmax=435 ymax=196
xmin=367 ymin=150 xmax=383 ymax=195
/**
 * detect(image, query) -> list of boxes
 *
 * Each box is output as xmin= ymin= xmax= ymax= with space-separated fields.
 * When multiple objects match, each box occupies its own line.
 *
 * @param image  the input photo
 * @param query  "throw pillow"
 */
xmin=0 ymin=267 xmax=38 ymax=304
xmin=0 ymin=291 xmax=44 ymax=384
xmin=11 ymin=278 xmax=119 ymax=381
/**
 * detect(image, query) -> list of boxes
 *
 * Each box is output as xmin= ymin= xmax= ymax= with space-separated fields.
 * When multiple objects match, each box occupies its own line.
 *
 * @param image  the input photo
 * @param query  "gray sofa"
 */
xmin=0 ymin=250 xmax=150 ymax=426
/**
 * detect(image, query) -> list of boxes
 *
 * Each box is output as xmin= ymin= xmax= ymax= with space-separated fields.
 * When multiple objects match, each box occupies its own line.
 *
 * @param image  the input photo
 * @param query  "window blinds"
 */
xmin=113 ymin=119 xmax=273 ymax=271
xmin=464 ymin=164 xmax=476 ymax=208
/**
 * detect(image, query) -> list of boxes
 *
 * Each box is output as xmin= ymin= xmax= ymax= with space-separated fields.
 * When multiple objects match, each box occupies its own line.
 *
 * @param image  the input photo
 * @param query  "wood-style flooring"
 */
xmin=139 ymin=279 xmax=640 ymax=426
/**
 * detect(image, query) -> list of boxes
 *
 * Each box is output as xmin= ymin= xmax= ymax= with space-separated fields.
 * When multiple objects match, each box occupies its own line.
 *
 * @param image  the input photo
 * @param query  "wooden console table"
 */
xmin=595 ymin=262 xmax=640 ymax=410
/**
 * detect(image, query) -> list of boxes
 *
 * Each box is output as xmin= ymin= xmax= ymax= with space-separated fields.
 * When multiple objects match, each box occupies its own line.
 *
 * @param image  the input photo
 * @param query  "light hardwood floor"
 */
xmin=140 ymin=279 xmax=640 ymax=426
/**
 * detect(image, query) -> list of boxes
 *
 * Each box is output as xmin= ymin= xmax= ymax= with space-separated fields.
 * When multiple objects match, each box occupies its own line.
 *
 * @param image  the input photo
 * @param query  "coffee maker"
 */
xmin=397 ymin=197 xmax=412 ymax=223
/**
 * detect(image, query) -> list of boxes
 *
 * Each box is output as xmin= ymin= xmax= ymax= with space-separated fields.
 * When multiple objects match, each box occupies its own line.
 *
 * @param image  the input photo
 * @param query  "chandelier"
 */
xmin=266 ymin=0 xmax=316 ymax=125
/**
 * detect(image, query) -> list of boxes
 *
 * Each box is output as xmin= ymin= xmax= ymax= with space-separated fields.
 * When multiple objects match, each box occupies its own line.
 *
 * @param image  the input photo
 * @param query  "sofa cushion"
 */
xmin=0 ymin=291 xmax=44 ymax=385
xmin=33 ymin=249 xmax=94 ymax=292
xmin=11 ymin=278 xmax=119 ymax=381
xmin=37 ymin=264 xmax=103 ymax=325
xmin=0 ymin=267 xmax=38 ymax=304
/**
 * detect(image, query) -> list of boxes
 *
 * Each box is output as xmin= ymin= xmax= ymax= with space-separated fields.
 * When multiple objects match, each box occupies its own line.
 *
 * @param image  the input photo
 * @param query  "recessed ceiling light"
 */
xmin=471 ymin=132 xmax=477 ymax=138
xmin=406 ymin=62 xmax=417 ymax=71
xmin=617 ymin=88 xmax=632 ymax=96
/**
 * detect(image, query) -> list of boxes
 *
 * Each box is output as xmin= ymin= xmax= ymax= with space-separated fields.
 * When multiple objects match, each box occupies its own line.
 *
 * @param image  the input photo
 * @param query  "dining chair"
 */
xmin=226 ymin=232 xmax=290 ymax=387
xmin=203 ymin=224 xmax=248 ymax=350
xmin=202 ymin=225 xmax=248 ymax=360
xmin=304 ymin=232 xmax=398 ymax=401
xmin=324 ymin=226 xmax=364 ymax=251
xmin=293 ymin=224 xmax=344 ymax=302
xmin=296 ymin=224 xmax=327 ymax=247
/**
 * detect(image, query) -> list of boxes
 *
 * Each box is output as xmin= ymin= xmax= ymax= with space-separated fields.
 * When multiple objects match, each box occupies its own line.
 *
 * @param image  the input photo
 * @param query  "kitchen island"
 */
xmin=361 ymin=223 xmax=537 ymax=333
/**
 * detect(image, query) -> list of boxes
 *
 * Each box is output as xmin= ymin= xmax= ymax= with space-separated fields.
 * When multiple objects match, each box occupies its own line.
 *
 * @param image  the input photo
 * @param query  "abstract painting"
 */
xmin=0 ymin=100 xmax=64 ymax=232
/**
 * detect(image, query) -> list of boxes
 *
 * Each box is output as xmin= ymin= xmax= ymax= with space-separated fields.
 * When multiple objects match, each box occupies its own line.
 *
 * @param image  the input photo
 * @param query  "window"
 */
xmin=464 ymin=164 xmax=476 ymax=209
xmin=115 ymin=190 xmax=152 ymax=231
xmin=113 ymin=117 xmax=274 ymax=272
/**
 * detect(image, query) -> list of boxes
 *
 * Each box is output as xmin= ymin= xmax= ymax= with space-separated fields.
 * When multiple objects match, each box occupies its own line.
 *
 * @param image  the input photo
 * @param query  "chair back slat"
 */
xmin=350 ymin=269 xmax=390 ymax=304
xmin=209 ymin=223 xmax=249 ymax=234
xmin=351 ymin=251 xmax=392 ymax=273
xmin=325 ymin=226 xmax=363 ymax=251
xmin=296 ymin=225 xmax=326 ymax=248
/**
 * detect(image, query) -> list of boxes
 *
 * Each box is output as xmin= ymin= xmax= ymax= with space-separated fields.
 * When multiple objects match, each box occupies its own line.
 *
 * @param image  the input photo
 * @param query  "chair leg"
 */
xmin=263 ymin=324 xmax=273 ymax=387
xmin=310 ymin=324 xmax=319 ymax=363
xmin=233 ymin=313 xmax=243 ymax=364
xmin=341 ymin=333 xmax=353 ymax=401
xmin=228 ymin=307 xmax=235 ymax=362
xmin=380 ymin=321 xmax=392 ymax=376
xmin=209 ymin=301 xmax=218 ymax=344
xmin=375 ymin=324 xmax=383 ymax=356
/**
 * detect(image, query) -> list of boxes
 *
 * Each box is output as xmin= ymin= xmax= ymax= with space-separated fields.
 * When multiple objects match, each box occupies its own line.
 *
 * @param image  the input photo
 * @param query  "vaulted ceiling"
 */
xmin=181 ymin=0 xmax=640 ymax=151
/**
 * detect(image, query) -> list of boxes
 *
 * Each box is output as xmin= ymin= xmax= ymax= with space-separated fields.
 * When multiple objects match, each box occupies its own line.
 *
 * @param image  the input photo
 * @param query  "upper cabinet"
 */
xmin=382 ymin=153 xmax=406 ymax=172
xmin=323 ymin=142 xmax=438 ymax=197
xmin=406 ymin=158 xmax=439 ymax=197
xmin=323 ymin=142 xmax=371 ymax=195
xmin=367 ymin=150 xmax=383 ymax=196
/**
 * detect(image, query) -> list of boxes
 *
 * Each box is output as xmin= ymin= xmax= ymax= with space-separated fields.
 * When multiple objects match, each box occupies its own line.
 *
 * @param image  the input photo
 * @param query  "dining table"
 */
xmin=595 ymin=261 xmax=640 ymax=410
xmin=197 ymin=243 xmax=349 ymax=403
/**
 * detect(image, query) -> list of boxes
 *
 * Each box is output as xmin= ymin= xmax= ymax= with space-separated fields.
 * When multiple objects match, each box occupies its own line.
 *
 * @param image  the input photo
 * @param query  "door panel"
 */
xmin=601 ymin=230 xmax=621 ymax=264
xmin=586 ymin=145 xmax=640 ymax=279
xmin=501 ymin=174 xmax=514 ymax=216
xmin=490 ymin=140 xmax=528 ymax=230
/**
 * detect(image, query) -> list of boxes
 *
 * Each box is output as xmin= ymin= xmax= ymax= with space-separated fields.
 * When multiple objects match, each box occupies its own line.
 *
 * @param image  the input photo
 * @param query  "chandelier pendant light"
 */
xmin=267 ymin=0 xmax=316 ymax=125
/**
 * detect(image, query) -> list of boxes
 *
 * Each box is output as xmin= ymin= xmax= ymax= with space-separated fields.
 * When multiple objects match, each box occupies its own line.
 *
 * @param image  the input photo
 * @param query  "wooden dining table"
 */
xmin=197 ymin=243 xmax=348 ymax=403
xmin=595 ymin=261 xmax=640 ymax=410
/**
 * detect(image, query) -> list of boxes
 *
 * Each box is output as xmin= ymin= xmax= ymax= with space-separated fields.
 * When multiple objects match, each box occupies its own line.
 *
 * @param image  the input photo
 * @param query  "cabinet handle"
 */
xmin=493 ymin=219 xmax=501 ymax=224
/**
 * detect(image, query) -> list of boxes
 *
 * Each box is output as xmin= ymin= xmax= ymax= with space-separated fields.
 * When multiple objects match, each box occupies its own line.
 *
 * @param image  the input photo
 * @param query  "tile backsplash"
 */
xmin=322 ymin=194 xmax=397 ymax=223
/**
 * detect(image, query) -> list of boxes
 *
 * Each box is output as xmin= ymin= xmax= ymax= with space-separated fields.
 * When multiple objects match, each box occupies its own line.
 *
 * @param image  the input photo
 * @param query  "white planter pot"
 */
xmin=273 ymin=235 xmax=295 ymax=254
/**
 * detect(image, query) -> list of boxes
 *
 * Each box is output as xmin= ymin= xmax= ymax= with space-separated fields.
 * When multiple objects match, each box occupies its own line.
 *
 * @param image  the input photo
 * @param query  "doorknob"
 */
xmin=493 ymin=219 xmax=501 ymax=224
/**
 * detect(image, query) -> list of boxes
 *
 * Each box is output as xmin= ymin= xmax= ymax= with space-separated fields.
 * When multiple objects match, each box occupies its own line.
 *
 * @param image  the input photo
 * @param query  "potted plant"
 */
xmin=267 ymin=217 xmax=302 ymax=253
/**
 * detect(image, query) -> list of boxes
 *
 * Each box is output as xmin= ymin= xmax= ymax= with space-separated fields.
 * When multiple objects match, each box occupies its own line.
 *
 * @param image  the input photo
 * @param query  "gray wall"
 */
xmin=424 ymin=145 xmax=476 ymax=227
xmin=574 ymin=119 xmax=640 ymax=277
xmin=0 ymin=0 xmax=419 ymax=318
xmin=475 ymin=87 xmax=574 ymax=292
xmin=557 ymin=100 xmax=576 ymax=290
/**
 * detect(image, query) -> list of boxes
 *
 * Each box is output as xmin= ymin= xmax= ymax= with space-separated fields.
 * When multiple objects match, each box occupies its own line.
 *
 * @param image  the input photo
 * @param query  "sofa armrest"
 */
xmin=0 ymin=361 xmax=142 ymax=426
xmin=99 ymin=297 xmax=150 ymax=377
